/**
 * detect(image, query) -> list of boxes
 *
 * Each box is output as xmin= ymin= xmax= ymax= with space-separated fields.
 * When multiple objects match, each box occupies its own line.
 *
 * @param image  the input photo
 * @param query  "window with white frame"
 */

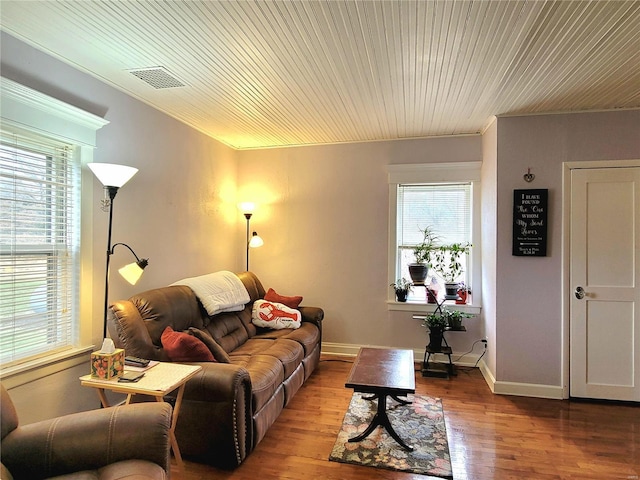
xmin=397 ymin=183 xmax=471 ymax=288
xmin=0 ymin=76 xmax=107 ymax=372
xmin=388 ymin=162 xmax=481 ymax=307
xmin=0 ymin=130 xmax=80 ymax=365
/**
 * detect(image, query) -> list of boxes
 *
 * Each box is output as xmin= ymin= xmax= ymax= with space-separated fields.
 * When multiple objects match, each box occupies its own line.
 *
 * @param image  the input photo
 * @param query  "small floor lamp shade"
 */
xmin=118 ymin=258 xmax=148 ymax=285
xmin=249 ymin=232 xmax=264 ymax=248
xmin=240 ymin=203 xmax=264 ymax=270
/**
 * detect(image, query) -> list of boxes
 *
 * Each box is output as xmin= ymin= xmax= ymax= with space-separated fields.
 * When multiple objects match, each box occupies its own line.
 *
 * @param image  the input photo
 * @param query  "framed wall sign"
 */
xmin=512 ymin=189 xmax=548 ymax=256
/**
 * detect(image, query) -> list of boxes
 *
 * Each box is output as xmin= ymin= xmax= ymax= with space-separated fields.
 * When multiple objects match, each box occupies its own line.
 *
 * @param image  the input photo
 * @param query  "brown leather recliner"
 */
xmin=0 ymin=383 xmax=172 ymax=480
xmin=107 ymin=271 xmax=323 ymax=469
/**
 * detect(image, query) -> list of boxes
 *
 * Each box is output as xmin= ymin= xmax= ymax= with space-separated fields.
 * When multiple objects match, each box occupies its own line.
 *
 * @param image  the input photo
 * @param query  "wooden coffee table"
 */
xmin=345 ymin=347 xmax=416 ymax=451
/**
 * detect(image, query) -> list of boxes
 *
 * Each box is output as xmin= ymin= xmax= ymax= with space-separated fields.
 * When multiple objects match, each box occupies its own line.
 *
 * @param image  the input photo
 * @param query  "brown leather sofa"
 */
xmin=107 ymin=271 xmax=323 ymax=469
xmin=0 ymin=383 xmax=172 ymax=480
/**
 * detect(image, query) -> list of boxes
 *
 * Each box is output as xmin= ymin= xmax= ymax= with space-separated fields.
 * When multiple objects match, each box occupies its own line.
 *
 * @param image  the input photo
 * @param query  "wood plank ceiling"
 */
xmin=1 ymin=0 xmax=639 ymax=149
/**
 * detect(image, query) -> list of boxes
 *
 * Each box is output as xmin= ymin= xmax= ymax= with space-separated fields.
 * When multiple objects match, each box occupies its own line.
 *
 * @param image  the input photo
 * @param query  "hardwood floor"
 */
xmin=173 ymin=355 xmax=639 ymax=480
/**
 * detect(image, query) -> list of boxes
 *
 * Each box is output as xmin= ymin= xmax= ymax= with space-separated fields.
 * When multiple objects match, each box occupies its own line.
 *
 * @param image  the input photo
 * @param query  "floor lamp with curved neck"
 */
xmin=88 ymin=163 xmax=148 ymax=338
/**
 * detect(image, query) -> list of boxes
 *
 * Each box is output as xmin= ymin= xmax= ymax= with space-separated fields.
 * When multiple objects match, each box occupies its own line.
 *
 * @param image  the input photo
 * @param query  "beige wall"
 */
xmin=236 ymin=136 xmax=483 ymax=355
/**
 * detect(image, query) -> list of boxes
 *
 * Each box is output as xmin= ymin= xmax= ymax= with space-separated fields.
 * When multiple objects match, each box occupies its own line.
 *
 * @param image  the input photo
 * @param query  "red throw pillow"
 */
xmin=264 ymin=288 xmax=303 ymax=309
xmin=161 ymin=326 xmax=215 ymax=362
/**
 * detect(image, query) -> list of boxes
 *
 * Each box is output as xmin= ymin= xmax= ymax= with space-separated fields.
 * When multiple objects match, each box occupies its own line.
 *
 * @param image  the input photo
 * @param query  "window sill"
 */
xmin=387 ymin=301 xmax=481 ymax=316
xmin=0 ymin=345 xmax=95 ymax=388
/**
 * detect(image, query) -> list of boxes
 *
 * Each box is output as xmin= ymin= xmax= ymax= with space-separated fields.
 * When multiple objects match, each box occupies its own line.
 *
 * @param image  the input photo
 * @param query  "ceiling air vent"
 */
xmin=128 ymin=67 xmax=186 ymax=89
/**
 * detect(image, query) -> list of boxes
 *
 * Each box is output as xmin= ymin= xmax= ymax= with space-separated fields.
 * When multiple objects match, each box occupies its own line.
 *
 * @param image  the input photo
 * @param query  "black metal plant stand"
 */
xmin=421 ymin=287 xmax=465 ymax=378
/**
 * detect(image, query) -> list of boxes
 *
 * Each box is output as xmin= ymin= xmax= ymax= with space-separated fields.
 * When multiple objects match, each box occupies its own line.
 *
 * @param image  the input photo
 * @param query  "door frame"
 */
xmin=562 ymin=159 xmax=640 ymax=399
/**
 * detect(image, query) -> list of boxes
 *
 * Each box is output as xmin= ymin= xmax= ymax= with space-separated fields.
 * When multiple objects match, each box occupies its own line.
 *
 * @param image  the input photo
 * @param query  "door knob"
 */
xmin=574 ymin=286 xmax=585 ymax=300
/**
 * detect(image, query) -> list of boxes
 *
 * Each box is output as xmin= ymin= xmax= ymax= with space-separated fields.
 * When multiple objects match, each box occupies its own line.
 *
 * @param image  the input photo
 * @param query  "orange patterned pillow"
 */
xmin=264 ymin=288 xmax=303 ymax=309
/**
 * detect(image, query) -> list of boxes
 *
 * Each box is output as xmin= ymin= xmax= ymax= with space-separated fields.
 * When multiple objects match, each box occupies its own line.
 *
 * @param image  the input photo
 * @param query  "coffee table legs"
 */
xmin=348 ymin=393 xmax=413 ymax=451
xmin=363 ymin=394 xmax=411 ymax=405
xmin=391 ymin=395 xmax=412 ymax=405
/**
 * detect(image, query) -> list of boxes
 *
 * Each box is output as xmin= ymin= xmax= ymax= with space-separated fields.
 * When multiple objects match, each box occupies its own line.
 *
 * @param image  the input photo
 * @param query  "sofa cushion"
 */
xmin=231 ymin=338 xmax=304 ymax=379
xmin=206 ymin=311 xmax=250 ymax=353
xmin=253 ymin=322 xmax=321 ymax=356
xmin=251 ymin=300 xmax=301 ymax=330
xmin=188 ymin=327 xmax=230 ymax=363
xmin=264 ymin=288 xmax=303 ymax=309
xmin=230 ymin=338 xmax=274 ymax=356
xmin=229 ymin=354 xmax=284 ymax=412
xmin=161 ymin=326 xmax=215 ymax=362
xmin=260 ymin=339 xmax=304 ymax=379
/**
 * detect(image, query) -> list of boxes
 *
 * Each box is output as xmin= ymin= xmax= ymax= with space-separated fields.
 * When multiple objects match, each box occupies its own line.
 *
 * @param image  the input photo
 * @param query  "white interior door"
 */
xmin=570 ymin=166 xmax=640 ymax=401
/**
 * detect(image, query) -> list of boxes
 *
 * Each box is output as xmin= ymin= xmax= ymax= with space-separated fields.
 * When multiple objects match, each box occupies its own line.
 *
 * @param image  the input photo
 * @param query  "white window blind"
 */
xmin=0 ymin=129 xmax=80 ymax=365
xmin=396 ymin=183 xmax=472 ymax=283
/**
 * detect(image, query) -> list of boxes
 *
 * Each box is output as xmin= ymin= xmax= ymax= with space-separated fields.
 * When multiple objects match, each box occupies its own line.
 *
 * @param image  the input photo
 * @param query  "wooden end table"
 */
xmin=80 ymin=362 xmax=202 ymax=470
xmin=345 ymin=347 xmax=416 ymax=451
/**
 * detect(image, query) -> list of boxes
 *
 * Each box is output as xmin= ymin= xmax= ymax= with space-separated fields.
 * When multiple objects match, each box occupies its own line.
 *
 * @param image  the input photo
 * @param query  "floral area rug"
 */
xmin=329 ymin=392 xmax=453 ymax=479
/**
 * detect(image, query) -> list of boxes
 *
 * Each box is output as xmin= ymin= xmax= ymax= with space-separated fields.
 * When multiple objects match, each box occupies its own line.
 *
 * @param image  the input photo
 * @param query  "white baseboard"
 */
xmin=479 ymin=360 xmax=564 ymax=400
xmin=321 ymin=343 xmax=361 ymax=358
xmin=323 ymin=343 xmax=563 ymax=400
xmin=479 ymin=359 xmax=496 ymax=391
xmin=321 ymin=342 xmax=482 ymax=367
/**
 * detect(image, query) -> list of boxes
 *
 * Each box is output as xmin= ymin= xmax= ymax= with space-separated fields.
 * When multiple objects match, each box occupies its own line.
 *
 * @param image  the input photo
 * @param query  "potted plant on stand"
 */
xmin=441 ymin=308 xmax=474 ymax=330
xmin=409 ymin=227 xmax=438 ymax=285
xmin=431 ymin=242 xmax=472 ymax=300
xmin=422 ymin=312 xmax=448 ymax=352
xmin=390 ymin=278 xmax=412 ymax=302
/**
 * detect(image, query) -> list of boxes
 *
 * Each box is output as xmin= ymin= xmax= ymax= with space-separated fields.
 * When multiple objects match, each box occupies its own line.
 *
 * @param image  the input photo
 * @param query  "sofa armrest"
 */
xmin=183 ymin=362 xmax=251 ymax=402
xmin=299 ymin=306 xmax=324 ymax=326
xmin=175 ymin=363 xmax=253 ymax=468
xmin=108 ymin=299 xmax=169 ymax=360
xmin=1 ymin=402 xmax=172 ymax=479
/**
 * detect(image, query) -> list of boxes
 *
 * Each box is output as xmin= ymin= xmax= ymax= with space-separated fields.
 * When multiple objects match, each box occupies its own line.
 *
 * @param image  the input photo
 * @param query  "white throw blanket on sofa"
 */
xmin=171 ymin=271 xmax=250 ymax=315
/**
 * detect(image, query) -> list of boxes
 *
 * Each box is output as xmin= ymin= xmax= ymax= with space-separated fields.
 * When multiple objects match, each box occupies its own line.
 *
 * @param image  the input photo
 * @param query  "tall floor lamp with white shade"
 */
xmin=88 ymin=163 xmax=149 ymax=338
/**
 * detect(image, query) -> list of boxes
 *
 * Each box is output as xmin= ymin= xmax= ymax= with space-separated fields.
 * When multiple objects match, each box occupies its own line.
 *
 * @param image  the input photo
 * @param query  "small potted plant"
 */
xmin=431 ymin=242 xmax=472 ymax=299
xmin=441 ymin=308 xmax=474 ymax=330
xmin=390 ymin=278 xmax=412 ymax=302
xmin=422 ymin=312 xmax=448 ymax=351
xmin=456 ymin=282 xmax=470 ymax=304
xmin=409 ymin=227 xmax=439 ymax=285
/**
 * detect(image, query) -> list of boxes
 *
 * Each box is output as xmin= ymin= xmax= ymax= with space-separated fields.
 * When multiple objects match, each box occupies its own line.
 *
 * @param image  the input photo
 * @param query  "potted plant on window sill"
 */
xmin=431 ymin=242 xmax=472 ymax=299
xmin=456 ymin=282 xmax=470 ymax=304
xmin=390 ymin=278 xmax=412 ymax=302
xmin=409 ymin=227 xmax=439 ymax=285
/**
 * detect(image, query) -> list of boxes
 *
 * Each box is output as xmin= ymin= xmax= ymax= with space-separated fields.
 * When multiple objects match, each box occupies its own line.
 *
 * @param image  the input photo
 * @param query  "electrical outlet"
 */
xmin=481 ymin=338 xmax=488 ymax=348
